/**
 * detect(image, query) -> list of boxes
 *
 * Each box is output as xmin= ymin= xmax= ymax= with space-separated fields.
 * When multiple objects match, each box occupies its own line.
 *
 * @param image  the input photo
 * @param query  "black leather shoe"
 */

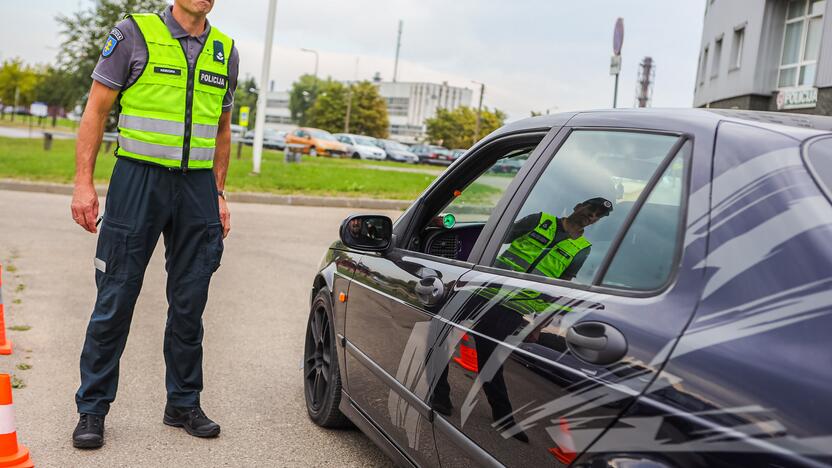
xmin=163 ymin=404 xmax=221 ymax=438
xmin=73 ymin=413 xmax=105 ymax=449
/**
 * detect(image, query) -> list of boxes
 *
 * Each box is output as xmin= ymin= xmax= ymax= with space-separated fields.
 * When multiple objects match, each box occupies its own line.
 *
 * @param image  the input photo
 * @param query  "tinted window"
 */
xmin=806 ymin=136 xmax=832 ymax=200
xmin=602 ymin=142 xmax=689 ymax=290
xmin=491 ymin=130 xmax=680 ymax=285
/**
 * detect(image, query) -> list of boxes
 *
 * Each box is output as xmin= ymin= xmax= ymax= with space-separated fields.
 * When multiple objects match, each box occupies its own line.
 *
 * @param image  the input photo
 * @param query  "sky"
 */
xmin=0 ymin=0 xmax=706 ymax=121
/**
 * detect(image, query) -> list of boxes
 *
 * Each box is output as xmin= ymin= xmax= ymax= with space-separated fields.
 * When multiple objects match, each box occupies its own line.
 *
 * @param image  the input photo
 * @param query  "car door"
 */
xmin=342 ymin=129 xmax=558 ymax=467
xmin=429 ymin=122 xmax=713 ymax=467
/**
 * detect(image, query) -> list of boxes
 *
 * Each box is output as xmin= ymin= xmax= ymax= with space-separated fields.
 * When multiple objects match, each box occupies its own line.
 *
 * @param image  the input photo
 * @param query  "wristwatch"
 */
xmin=218 ymin=190 xmax=225 ymax=199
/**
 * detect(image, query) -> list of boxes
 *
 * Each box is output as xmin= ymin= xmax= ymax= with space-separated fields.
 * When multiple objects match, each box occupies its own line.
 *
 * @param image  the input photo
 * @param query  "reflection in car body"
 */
xmin=302 ymin=109 xmax=832 ymax=468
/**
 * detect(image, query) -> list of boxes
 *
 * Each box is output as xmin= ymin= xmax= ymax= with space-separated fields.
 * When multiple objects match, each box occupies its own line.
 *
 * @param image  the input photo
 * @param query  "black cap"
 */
xmin=582 ymin=197 xmax=613 ymax=213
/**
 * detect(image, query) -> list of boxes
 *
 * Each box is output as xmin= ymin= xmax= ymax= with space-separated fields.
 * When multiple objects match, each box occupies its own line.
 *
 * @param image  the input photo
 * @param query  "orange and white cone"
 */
xmin=0 ymin=374 xmax=32 ymax=467
xmin=0 ymin=266 xmax=12 ymax=355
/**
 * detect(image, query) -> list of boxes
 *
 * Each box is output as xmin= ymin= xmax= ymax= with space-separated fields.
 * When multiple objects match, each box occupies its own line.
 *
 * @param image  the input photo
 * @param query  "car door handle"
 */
xmin=414 ymin=277 xmax=444 ymax=306
xmin=565 ymin=321 xmax=627 ymax=366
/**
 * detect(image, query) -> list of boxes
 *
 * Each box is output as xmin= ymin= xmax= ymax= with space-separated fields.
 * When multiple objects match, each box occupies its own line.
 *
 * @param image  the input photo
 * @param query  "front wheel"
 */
xmin=303 ymin=289 xmax=350 ymax=428
xmin=352 ymin=152 xmax=361 ymax=159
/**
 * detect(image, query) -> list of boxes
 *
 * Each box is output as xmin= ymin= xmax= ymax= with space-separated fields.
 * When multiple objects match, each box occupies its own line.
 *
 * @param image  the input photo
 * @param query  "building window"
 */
xmin=385 ymin=97 xmax=410 ymax=117
xmin=700 ymin=45 xmax=709 ymax=85
xmin=779 ymin=0 xmax=825 ymax=88
xmin=730 ymin=26 xmax=745 ymax=70
xmin=712 ymin=37 xmax=723 ymax=78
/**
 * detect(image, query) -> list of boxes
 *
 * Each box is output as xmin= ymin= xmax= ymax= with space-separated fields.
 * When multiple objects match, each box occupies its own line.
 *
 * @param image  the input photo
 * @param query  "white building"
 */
xmin=261 ymin=81 xmax=474 ymax=140
xmin=695 ymin=0 xmax=832 ymax=113
xmin=263 ymin=91 xmax=295 ymax=132
xmin=377 ymin=81 xmax=473 ymax=143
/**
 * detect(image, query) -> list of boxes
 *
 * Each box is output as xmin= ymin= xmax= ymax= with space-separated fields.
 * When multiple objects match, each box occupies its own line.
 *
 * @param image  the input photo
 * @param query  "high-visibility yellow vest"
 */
xmin=496 ymin=213 xmax=591 ymax=279
xmin=116 ymin=13 xmax=233 ymax=170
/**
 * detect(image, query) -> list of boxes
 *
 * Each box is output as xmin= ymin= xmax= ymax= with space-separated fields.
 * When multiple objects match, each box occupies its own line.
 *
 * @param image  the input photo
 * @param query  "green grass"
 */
xmin=0 ymin=136 xmax=456 ymax=200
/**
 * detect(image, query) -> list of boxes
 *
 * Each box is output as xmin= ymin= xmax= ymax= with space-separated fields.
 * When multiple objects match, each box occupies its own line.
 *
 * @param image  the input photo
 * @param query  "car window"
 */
xmin=356 ymin=136 xmax=376 ymax=146
xmin=490 ymin=130 xmax=681 ymax=285
xmin=805 ymin=136 xmax=832 ymax=201
xmin=442 ymin=147 xmax=534 ymax=223
xmin=601 ymin=142 xmax=689 ymax=290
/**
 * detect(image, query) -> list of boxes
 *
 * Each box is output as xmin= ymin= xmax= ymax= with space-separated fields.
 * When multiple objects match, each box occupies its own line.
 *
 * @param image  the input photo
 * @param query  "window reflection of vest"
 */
xmin=496 ymin=213 xmax=591 ymax=279
xmin=116 ymin=13 xmax=233 ymax=170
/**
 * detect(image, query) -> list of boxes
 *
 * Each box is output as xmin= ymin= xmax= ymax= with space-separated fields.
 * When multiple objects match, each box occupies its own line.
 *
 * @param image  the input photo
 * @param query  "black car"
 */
xmin=303 ymin=109 xmax=832 ymax=467
xmin=411 ymin=144 xmax=454 ymax=165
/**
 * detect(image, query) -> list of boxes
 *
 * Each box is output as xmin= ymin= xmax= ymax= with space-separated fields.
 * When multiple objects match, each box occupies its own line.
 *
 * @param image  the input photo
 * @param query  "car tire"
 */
xmin=303 ymin=289 xmax=350 ymax=428
xmin=310 ymin=147 xmax=318 ymax=157
xmin=352 ymin=153 xmax=361 ymax=159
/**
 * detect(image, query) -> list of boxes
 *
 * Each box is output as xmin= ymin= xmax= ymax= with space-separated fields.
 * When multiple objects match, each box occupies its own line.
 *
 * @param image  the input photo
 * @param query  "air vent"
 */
xmin=429 ymin=234 xmax=459 ymax=259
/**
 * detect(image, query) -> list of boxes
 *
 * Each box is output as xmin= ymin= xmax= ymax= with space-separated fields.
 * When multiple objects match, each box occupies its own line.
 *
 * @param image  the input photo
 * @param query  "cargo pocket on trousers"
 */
xmin=94 ymin=217 xmax=131 ymax=280
xmin=201 ymin=221 xmax=224 ymax=276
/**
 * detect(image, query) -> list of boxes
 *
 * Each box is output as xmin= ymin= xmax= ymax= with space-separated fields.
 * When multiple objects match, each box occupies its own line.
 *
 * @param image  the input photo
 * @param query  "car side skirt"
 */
xmin=338 ymin=389 xmax=417 ymax=468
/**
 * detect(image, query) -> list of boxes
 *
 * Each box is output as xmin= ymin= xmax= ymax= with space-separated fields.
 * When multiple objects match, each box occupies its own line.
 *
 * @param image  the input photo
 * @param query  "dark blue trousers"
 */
xmin=76 ymin=158 xmax=223 ymax=415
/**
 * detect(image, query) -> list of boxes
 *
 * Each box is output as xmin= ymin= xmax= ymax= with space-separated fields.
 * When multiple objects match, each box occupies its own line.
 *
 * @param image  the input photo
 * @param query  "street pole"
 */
xmin=252 ymin=0 xmax=278 ymax=175
xmin=12 ymin=87 xmax=18 ymax=123
xmin=472 ymin=81 xmax=485 ymax=142
xmin=344 ymin=57 xmax=359 ymax=133
xmin=393 ymin=20 xmax=403 ymax=83
xmin=613 ymin=72 xmax=619 ymax=108
xmin=301 ymin=48 xmax=319 ymax=81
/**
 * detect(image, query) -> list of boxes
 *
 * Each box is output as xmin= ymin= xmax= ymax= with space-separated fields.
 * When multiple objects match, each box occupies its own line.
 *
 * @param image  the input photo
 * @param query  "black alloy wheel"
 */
xmin=303 ymin=289 xmax=349 ymax=428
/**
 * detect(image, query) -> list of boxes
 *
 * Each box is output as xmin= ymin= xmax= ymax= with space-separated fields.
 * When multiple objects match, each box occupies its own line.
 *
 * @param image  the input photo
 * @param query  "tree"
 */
xmin=425 ymin=106 xmax=507 ymax=148
xmin=344 ymin=81 xmax=389 ymax=138
xmin=288 ymin=74 xmax=320 ymax=125
xmin=0 ymin=59 xmax=42 ymax=121
xmin=232 ymin=76 xmax=257 ymax=129
xmin=305 ymin=80 xmax=347 ymax=133
xmin=34 ymin=66 xmax=78 ymax=126
xmin=304 ymin=80 xmax=390 ymax=138
xmin=56 ymin=0 xmax=169 ymax=117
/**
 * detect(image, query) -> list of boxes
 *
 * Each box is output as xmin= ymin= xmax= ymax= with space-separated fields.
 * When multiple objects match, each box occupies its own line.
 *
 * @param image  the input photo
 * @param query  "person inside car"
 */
xmin=495 ymin=197 xmax=614 ymax=281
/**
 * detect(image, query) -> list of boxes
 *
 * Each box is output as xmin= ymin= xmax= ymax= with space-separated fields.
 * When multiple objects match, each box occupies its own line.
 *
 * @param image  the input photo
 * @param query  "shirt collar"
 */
xmin=162 ymin=5 xmax=211 ymax=43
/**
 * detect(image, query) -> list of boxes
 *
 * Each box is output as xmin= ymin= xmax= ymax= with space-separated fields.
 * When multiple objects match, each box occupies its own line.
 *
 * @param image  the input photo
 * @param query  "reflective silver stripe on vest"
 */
xmin=119 ymin=114 xmax=183 ymax=136
xmin=190 ymin=147 xmax=215 ymax=161
xmin=497 ymin=250 xmax=532 ymax=271
xmin=118 ymin=135 xmax=182 ymax=160
xmin=119 ymin=115 xmax=218 ymax=140
xmin=192 ymin=123 xmax=218 ymax=139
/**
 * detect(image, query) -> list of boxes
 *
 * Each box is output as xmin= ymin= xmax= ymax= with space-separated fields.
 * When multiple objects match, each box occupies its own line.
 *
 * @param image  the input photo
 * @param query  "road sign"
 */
xmin=610 ymin=55 xmax=622 ymax=75
xmin=613 ymin=18 xmax=624 ymax=56
xmin=239 ymin=106 xmax=250 ymax=128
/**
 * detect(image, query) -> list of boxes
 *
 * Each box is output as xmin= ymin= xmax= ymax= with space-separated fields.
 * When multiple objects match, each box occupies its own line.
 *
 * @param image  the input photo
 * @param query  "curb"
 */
xmin=0 ymin=179 xmax=411 ymax=211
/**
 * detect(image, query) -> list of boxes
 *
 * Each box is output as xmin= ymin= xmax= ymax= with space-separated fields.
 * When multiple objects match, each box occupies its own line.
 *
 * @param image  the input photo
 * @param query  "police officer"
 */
xmin=70 ymin=0 xmax=239 ymax=449
xmin=496 ymin=197 xmax=614 ymax=280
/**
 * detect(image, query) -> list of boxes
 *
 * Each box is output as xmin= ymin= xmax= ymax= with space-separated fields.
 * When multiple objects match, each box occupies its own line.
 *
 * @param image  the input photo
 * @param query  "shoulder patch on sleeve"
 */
xmin=109 ymin=27 xmax=125 ymax=42
xmin=101 ymin=33 xmax=120 ymax=58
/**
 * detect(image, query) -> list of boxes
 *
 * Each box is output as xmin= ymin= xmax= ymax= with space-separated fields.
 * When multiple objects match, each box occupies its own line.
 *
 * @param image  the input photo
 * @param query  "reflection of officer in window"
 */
xmin=496 ymin=197 xmax=613 ymax=280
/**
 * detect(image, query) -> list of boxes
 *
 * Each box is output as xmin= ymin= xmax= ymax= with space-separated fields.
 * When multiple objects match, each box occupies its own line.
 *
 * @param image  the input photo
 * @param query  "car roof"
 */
xmin=492 ymin=108 xmax=832 ymax=142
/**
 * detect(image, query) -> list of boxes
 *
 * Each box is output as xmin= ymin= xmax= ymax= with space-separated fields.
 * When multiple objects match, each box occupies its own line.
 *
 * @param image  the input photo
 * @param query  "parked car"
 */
xmin=285 ymin=127 xmax=349 ymax=157
xmin=241 ymin=128 xmax=286 ymax=150
xmin=303 ymin=109 xmax=832 ymax=468
xmin=410 ymin=144 xmax=454 ymax=164
xmin=450 ymin=148 xmax=467 ymax=163
xmin=375 ymin=139 xmax=419 ymax=164
xmin=334 ymin=133 xmax=387 ymax=160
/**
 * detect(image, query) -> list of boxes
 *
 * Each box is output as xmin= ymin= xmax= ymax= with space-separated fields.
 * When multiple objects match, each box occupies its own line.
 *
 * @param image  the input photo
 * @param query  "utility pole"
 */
xmin=345 ymin=57 xmax=359 ymax=133
xmin=252 ymin=0 xmax=278 ymax=174
xmin=472 ymin=81 xmax=485 ymax=142
xmin=301 ymin=48 xmax=319 ymax=81
xmin=393 ymin=20 xmax=403 ymax=83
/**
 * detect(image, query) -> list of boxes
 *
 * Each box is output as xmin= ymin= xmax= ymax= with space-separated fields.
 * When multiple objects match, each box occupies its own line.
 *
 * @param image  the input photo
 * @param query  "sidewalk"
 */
xmin=0 ymin=178 xmax=412 ymax=210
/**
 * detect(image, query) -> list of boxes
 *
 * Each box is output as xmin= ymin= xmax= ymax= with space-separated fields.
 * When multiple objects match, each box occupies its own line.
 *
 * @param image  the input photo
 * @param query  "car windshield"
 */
xmin=432 ymin=147 xmax=451 ymax=156
xmin=310 ymin=130 xmax=336 ymax=141
xmin=385 ymin=141 xmax=408 ymax=151
xmin=356 ymin=136 xmax=377 ymax=146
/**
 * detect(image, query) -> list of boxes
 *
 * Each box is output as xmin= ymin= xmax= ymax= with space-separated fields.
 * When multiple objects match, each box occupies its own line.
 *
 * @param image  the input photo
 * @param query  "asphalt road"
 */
xmin=0 ymin=189 xmax=399 ymax=467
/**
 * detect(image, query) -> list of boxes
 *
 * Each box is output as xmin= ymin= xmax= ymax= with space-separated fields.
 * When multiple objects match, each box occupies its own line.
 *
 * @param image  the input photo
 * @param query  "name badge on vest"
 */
xmin=199 ymin=70 xmax=227 ymax=89
xmin=213 ymin=40 xmax=225 ymax=64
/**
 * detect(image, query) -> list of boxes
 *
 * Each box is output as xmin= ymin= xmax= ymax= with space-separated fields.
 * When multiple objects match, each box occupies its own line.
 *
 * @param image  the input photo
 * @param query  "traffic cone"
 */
xmin=452 ymin=333 xmax=479 ymax=372
xmin=0 ymin=374 xmax=32 ymax=468
xmin=0 ymin=266 xmax=12 ymax=355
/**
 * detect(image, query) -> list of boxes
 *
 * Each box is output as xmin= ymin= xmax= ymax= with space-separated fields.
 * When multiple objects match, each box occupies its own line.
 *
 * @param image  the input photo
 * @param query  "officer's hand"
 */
xmin=219 ymin=196 xmax=231 ymax=238
xmin=71 ymin=183 xmax=99 ymax=233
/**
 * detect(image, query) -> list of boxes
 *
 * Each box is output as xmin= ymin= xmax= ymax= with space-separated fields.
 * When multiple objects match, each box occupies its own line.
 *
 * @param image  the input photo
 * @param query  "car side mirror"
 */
xmin=340 ymin=215 xmax=393 ymax=252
